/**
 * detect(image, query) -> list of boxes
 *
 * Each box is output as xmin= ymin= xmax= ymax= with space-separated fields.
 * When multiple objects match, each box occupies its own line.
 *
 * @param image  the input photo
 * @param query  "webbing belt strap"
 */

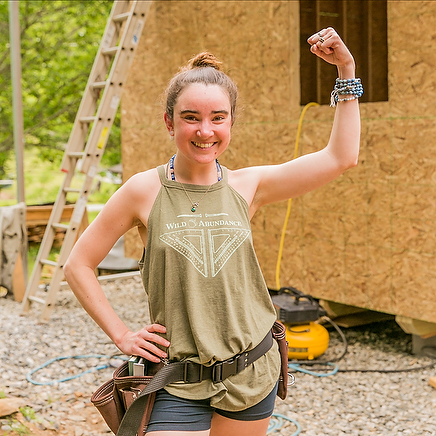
xmin=117 ymin=330 xmax=274 ymax=436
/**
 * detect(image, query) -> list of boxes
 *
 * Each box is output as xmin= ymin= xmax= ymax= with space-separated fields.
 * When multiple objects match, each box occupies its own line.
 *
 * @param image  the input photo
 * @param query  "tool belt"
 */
xmin=91 ymin=320 xmax=289 ymax=436
xmin=161 ymin=328 xmax=274 ymax=384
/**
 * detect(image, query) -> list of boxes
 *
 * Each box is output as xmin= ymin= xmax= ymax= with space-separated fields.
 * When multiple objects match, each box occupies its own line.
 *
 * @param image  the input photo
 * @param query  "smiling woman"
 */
xmin=164 ymin=82 xmax=232 ymax=180
xmin=64 ymin=29 xmax=361 ymax=436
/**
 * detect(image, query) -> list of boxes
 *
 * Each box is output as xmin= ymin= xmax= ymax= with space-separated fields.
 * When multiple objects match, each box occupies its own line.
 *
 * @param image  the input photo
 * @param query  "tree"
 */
xmin=0 ymin=0 xmax=119 ymax=179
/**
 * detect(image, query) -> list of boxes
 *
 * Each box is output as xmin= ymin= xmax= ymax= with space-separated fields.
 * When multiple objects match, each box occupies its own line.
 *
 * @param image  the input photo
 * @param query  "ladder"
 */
xmin=21 ymin=0 xmax=152 ymax=322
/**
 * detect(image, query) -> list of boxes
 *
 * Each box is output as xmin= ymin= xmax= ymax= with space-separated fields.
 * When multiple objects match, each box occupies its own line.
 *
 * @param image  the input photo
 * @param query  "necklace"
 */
xmin=168 ymin=154 xmax=222 ymax=212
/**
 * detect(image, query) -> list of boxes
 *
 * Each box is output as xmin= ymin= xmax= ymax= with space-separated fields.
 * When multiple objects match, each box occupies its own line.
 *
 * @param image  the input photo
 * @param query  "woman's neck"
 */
xmin=170 ymin=154 xmax=221 ymax=185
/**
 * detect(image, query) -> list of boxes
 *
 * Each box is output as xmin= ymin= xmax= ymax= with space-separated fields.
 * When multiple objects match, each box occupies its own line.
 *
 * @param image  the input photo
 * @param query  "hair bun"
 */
xmin=186 ymin=52 xmax=222 ymax=71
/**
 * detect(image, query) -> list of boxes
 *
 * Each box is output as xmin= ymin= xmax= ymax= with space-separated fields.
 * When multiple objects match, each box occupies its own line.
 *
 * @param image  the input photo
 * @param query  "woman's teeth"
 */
xmin=192 ymin=142 xmax=214 ymax=149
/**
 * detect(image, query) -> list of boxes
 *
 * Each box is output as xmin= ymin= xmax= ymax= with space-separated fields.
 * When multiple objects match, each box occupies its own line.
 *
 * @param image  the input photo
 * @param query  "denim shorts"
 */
xmin=146 ymin=381 xmax=279 ymax=433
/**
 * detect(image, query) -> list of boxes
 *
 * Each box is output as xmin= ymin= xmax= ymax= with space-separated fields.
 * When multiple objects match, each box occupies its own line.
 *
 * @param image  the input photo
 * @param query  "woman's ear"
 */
xmin=164 ymin=112 xmax=174 ymax=136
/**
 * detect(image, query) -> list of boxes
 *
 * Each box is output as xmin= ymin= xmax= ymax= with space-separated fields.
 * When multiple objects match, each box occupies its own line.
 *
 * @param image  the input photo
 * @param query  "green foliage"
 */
xmin=19 ymin=407 xmax=37 ymax=422
xmin=0 ymin=0 xmax=120 ymax=178
xmin=22 ymin=151 xmax=66 ymax=205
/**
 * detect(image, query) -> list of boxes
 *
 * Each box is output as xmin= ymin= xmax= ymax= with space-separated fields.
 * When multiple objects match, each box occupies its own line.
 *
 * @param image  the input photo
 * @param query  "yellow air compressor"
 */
xmin=270 ymin=287 xmax=329 ymax=360
xmin=285 ymin=322 xmax=329 ymax=360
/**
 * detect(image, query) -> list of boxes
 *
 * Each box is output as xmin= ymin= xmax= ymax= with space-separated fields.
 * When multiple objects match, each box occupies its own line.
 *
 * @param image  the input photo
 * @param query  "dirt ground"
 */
xmin=2 ymin=398 xmax=110 ymax=436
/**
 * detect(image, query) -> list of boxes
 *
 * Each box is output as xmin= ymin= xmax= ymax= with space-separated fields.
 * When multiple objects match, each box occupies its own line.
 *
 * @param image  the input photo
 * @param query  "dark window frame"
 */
xmin=300 ymin=0 xmax=388 ymax=105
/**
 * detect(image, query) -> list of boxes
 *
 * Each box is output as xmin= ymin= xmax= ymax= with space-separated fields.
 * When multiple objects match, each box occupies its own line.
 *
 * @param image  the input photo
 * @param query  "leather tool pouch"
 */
xmin=272 ymin=320 xmax=289 ymax=400
xmin=91 ymin=360 xmax=161 ymax=435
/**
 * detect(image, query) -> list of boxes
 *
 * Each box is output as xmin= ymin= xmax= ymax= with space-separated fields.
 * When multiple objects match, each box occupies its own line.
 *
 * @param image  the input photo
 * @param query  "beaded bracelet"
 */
xmin=330 ymin=78 xmax=363 ymax=107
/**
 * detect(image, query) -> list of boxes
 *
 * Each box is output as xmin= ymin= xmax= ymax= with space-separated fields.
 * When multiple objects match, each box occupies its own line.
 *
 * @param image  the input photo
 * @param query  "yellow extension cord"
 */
xmin=274 ymin=102 xmax=319 ymax=290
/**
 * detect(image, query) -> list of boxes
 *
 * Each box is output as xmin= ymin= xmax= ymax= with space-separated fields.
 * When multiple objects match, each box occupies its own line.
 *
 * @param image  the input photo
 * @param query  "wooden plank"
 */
xmin=26 ymin=204 xmax=75 ymax=226
xmin=429 ymin=376 xmax=436 ymax=389
xmin=77 ymin=207 xmax=89 ymax=239
xmin=320 ymin=300 xmax=368 ymax=318
xmin=331 ymin=311 xmax=395 ymax=328
xmin=396 ymin=315 xmax=436 ymax=338
xmin=26 ymin=204 xmax=89 ymax=244
xmin=12 ymin=252 xmax=26 ymax=302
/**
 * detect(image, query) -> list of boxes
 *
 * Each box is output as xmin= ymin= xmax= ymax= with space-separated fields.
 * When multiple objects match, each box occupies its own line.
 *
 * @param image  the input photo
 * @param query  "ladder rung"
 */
xmin=28 ymin=296 xmax=46 ymax=305
xmin=67 ymin=151 xmax=85 ymax=158
xmin=40 ymin=259 xmax=58 ymax=267
xmin=92 ymin=81 xmax=107 ymax=89
xmin=63 ymin=187 xmax=81 ymax=193
xmin=80 ymin=116 xmax=96 ymax=124
xmin=112 ymin=12 xmax=131 ymax=23
xmin=52 ymin=223 xmax=70 ymax=230
xmin=102 ymin=46 xmax=119 ymax=56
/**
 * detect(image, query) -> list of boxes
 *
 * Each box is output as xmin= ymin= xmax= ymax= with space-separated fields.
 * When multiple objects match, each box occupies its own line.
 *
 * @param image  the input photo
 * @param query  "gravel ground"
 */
xmin=1 ymin=274 xmax=436 ymax=435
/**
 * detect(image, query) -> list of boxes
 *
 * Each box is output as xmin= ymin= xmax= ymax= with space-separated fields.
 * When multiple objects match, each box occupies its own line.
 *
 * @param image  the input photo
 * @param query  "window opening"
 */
xmin=300 ymin=0 xmax=388 ymax=105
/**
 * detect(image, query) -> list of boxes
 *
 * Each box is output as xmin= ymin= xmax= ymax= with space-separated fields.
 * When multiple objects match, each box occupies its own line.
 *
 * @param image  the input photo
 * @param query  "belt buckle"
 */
xmin=212 ymin=355 xmax=240 ymax=383
xmin=183 ymin=361 xmax=203 ymax=383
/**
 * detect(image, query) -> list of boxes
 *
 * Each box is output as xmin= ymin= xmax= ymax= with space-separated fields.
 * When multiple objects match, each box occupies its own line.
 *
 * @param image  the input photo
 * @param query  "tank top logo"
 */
xmin=159 ymin=227 xmax=251 ymax=277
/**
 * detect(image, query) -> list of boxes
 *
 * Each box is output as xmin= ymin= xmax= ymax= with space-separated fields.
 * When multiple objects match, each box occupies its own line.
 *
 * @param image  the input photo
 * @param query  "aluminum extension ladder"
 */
xmin=21 ymin=0 xmax=152 ymax=322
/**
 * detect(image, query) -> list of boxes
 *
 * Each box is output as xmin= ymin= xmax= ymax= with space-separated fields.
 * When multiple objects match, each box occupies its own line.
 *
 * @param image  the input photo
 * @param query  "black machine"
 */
xmin=269 ymin=287 xmax=330 ymax=360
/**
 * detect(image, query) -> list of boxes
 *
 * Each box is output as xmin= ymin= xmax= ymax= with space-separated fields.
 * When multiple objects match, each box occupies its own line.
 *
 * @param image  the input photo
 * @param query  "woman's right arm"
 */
xmin=64 ymin=170 xmax=170 ymax=363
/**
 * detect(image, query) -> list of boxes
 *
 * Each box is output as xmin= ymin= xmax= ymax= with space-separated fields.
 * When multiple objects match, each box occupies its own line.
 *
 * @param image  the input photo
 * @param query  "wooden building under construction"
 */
xmin=121 ymin=1 xmax=436 ymax=331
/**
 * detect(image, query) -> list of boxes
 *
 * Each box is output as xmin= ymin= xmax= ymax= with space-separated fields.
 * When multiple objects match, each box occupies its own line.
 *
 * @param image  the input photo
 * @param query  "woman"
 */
xmin=65 ymin=28 xmax=361 ymax=436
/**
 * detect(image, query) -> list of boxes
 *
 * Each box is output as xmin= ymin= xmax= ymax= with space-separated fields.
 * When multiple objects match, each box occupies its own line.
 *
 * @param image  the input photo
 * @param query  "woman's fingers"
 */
xmin=138 ymin=324 xmax=170 ymax=361
xmin=119 ymin=324 xmax=170 ymax=363
xmin=307 ymin=27 xmax=331 ymax=46
xmin=308 ymin=27 xmax=338 ymax=56
xmin=307 ymin=27 xmax=354 ymax=69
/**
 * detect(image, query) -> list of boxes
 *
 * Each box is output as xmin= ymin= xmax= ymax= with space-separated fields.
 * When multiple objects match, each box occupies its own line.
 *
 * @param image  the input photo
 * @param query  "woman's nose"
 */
xmin=197 ymin=121 xmax=213 ymax=137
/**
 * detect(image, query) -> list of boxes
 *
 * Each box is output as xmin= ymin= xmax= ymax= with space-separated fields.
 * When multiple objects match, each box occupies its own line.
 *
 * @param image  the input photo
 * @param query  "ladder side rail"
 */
xmin=60 ymin=0 xmax=133 ymax=174
xmin=21 ymin=169 xmax=76 ymax=314
xmin=80 ymin=0 xmax=151 ymax=175
xmin=39 ymin=170 xmax=98 ymax=322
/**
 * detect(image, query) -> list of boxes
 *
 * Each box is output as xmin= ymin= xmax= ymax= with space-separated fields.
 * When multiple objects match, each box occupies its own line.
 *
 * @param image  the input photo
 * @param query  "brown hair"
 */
xmin=165 ymin=52 xmax=238 ymax=122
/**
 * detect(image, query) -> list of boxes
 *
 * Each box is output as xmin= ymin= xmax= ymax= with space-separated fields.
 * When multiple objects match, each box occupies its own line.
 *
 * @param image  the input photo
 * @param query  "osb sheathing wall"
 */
xmin=121 ymin=1 xmax=436 ymax=323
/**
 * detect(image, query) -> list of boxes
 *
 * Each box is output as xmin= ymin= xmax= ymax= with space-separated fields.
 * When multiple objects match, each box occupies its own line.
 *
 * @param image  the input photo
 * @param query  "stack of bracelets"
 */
xmin=330 ymin=78 xmax=363 ymax=107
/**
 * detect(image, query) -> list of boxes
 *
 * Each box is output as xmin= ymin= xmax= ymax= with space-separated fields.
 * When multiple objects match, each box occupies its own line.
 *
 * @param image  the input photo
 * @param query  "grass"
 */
xmin=19 ymin=407 xmax=37 ymax=422
xmin=27 ymin=244 xmax=59 ymax=282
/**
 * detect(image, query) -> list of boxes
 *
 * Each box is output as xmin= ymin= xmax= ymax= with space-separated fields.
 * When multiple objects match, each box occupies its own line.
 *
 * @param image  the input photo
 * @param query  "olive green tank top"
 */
xmin=139 ymin=164 xmax=280 ymax=411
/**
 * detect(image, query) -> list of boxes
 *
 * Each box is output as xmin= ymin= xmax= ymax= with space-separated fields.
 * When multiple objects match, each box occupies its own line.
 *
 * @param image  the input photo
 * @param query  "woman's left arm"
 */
xmin=244 ymin=28 xmax=360 ymax=213
xmin=312 ymin=27 xmax=361 ymax=170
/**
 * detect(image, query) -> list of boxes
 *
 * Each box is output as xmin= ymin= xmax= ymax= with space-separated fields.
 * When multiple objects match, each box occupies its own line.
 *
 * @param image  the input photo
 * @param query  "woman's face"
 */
xmin=165 ymin=83 xmax=232 ymax=166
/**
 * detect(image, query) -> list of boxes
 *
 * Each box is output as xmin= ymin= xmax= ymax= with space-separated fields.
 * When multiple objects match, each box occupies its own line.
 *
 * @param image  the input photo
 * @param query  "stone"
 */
xmin=0 ymin=398 xmax=26 ymax=418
